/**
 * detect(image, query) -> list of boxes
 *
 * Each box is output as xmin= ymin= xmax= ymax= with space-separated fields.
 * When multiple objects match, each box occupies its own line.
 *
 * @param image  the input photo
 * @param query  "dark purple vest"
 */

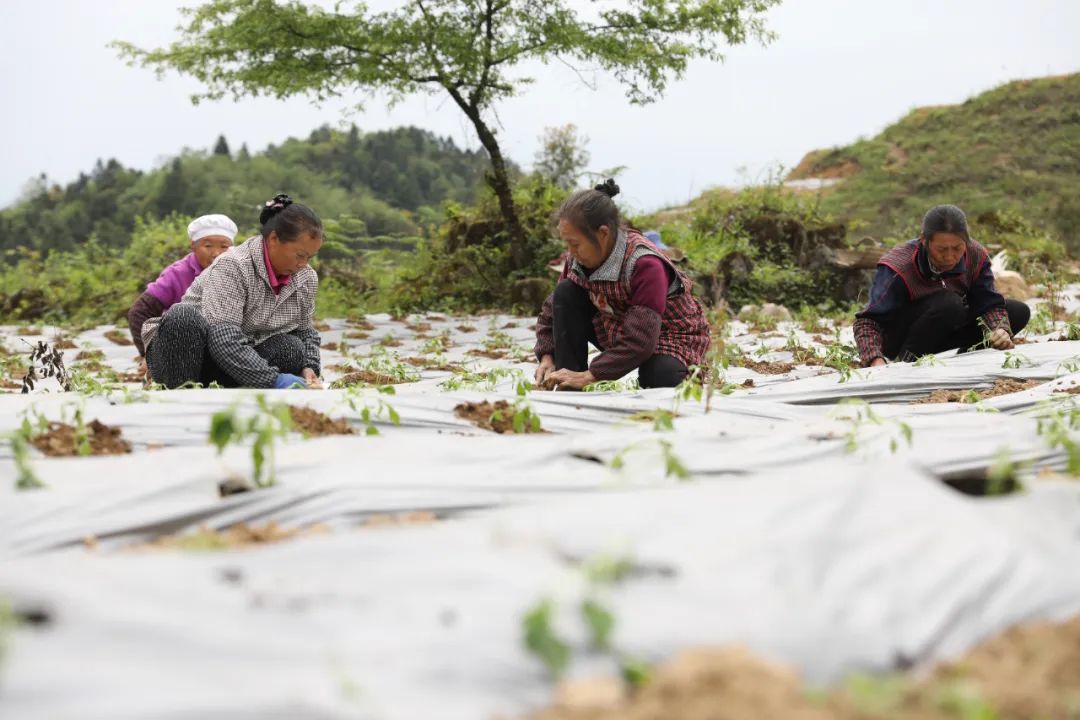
xmin=878 ymin=239 xmax=989 ymax=301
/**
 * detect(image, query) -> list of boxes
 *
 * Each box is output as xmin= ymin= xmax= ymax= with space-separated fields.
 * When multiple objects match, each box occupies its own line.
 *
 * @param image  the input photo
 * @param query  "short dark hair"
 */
xmin=259 ymin=193 xmax=323 ymax=243
xmin=922 ymin=204 xmax=969 ymax=243
xmin=556 ymin=179 xmax=622 ymax=247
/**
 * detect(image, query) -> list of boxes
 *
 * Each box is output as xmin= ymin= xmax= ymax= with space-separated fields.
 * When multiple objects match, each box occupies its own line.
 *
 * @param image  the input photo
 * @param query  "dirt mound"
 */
xmin=737 ymin=358 xmax=796 ymax=375
xmin=139 ymin=522 xmax=331 ymax=551
xmin=467 ymin=348 xmax=508 ymax=359
xmin=288 ymin=406 xmax=353 ymax=436
xmin=361 ymin=511 xmax=438 ymax=528
xmin=526 ymin=615 xmax=1080 ymax=720
xmin=454 ymin=400 xmax=543 ymax=434
xmin=103 ymin=329 xmax=132 ymax=346
xmin=30 ymin=420 xmax=131 ymax=457
xmin=333 ymin=370 xmax=411 ymax=386
xmin=349 ymin=318 xmax=376 ymax=331
xmin=913 ymin=379 xmax=1043 ymax=404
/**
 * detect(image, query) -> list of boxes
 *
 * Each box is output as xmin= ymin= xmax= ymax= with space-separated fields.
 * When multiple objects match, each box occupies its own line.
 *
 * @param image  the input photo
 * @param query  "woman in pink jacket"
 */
xmin=127 ymin=214 xmax=238 ymax=360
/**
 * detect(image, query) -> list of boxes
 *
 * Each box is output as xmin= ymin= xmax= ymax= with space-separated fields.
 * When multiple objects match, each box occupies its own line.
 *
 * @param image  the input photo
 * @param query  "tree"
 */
xmin=213 ymin=134 xmax=232 ymax=157
xmin=535 ymin=124 xmax=590 ymax=190
xmin=115 ymin=0 xmax=777 ymax=270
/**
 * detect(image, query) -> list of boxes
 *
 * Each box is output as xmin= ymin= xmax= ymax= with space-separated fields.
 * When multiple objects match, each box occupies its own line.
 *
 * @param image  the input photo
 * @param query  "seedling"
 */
xmin=521 ymin=599 xmax=570 ymax=677
xmin=340 ymin=385 xmax=401 ymax=435
xmin=1034 ymin=400 xmax=1080 ymax=474
xmin=208 ymin=394 xmax=293 ymax=487
xmin=611 ymin=438 xmax=690 ymax=480
xmin=914 ymin=353 xmax=941 ymax=368
xmin=833 ymin=398 xmax=913 ymax=454
xmin=627 ymin=408 xmax=676 ymax=431
xmin=823 ymin=340 xmax=859 ymax=383
xmin=1001 ymin=351 xmax=1032 ymax=369
xmin=582 ymin=378 xmax=640 ymax=392
xmin=6 ymin=428 xmax=44 ymax=490
xmin=491 ymin=398 xmax=542 ymax=434
xmin=439 ymin=366 xmax=524 ymax=392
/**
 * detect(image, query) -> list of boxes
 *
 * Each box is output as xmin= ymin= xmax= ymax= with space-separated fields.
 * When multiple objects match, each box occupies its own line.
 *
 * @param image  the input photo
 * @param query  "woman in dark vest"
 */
xmin=534 ymin=180 xmax=711 ymax=390
xmin=853 ymin=204 xmax=1030 ymax=367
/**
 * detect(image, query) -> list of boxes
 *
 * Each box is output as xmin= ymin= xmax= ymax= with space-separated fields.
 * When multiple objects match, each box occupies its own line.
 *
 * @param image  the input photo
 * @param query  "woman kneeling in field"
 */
xmin=854 ymin=204 xmax=1030 ymax=367
xmin=142 ymin=194 xmax=324 ymax=390
xmin=534 ymin=180 xmax=710 ymax=390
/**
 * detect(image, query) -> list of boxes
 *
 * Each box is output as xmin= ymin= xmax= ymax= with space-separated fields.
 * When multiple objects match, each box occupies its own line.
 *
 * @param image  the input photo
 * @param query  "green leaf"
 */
xmin=522 ymin=599 xmax=570 ymax=677
xmin=581 ymin=598 xmax=614 ymax=650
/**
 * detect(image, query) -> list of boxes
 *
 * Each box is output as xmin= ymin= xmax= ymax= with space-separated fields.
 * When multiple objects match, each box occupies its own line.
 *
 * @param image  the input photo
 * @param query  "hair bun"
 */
xmin=594 ymin=179 xmax=620 ymax=198
xmin=259 ymin=193 xmax=294 ymax=225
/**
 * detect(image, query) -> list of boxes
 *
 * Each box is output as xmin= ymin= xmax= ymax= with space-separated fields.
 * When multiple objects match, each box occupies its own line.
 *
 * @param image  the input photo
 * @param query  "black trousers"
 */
xmin=883 ymin=292 xmax=1031 ymax=361
xmin=551 ymin=279 xmax=687 ymax=388
xmin=147 ymin=305 xmax=305 ymax=389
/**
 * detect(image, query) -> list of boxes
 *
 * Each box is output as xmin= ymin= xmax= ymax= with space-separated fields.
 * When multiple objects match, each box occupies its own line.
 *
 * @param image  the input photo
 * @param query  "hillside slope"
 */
xmin=787 ymin=73 xmax=1080 ymax=247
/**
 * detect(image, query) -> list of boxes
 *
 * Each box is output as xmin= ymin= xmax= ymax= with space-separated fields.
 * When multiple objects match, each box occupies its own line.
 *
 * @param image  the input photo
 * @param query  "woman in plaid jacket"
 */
xmin=142 ymin=194 xmax=324 ymax=389
xmin=534 ymin=180 xmax=710 ymax=390
xmin=853 ymin=205 xmax=1030 ymax=367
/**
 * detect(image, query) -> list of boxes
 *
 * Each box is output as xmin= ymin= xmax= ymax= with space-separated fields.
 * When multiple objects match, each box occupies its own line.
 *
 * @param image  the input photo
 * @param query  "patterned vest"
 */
xmin=878 ymin=238 xmax=989 ymax=302
xmin=564 ymin=229 xmax=711 ymax=369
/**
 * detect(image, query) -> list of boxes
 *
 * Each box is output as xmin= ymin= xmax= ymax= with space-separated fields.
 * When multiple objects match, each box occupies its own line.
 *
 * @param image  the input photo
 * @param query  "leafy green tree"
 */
xmin=535 ymin=124 xmax=590 ymax=190
xmin=114 ymin=0 xmax=779 ymax=270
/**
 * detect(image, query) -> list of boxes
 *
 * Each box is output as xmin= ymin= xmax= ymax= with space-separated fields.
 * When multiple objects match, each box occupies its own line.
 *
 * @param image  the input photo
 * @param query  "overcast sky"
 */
xmin=3 ymin=0 xmax=1078 ymax=213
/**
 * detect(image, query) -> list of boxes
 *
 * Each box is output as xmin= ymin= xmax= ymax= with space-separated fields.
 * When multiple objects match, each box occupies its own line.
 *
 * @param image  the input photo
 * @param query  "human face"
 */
xmin=266 ymin=230 xmax=322 ymax=276
xmin=923 ymin=231 xmax=967 ymax=271
xmin=558 ymin=218 xmax=613 ymax=271
xmin=192 ymin=235 xmax=233 ymax=270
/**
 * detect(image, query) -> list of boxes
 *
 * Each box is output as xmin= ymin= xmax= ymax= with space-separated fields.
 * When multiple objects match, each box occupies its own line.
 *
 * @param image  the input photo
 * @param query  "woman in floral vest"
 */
xmin=853 ymin=204 xmax=1030 ymax=367
xmin=534 ymin=180 xmax=710 ymax=390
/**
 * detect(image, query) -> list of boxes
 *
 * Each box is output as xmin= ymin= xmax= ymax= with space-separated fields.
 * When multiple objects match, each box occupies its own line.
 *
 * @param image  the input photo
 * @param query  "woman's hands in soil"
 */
xmin=543 ymin=369 xmax=595 ymax=391
xmin=535 ymin=355 xmax=556 ymax=385
xmin=302 ymin=368 xmax=323 ymax=389
xmin=869 ymin=357 xmax=886 ymax=368
xmin=988 ymin=328 xmax=1014 ymax=350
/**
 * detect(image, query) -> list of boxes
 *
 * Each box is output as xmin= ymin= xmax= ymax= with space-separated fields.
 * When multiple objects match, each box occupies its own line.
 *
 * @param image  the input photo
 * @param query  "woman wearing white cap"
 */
xmin=127 ymin=213 xmax=238 ymax=358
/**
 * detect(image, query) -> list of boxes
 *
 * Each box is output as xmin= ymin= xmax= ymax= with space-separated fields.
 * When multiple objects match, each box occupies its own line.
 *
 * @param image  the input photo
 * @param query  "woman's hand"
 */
xmin=535 ymin=355 xmax=556 ymax=385
xmin=988 ymin=328 xmax=1014 ymax=350
xmin=543 ymin=369 xmax=595 ymax=391
xmin=869 ymin=357 xmax=887 ymax=368
xmin=302 ymin=368 xmax=323 ymax=389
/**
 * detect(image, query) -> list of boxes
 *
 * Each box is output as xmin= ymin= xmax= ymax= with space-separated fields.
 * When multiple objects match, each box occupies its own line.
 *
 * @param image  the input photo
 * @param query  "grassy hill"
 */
xmin=787 ymin=73 xmax=1080 ymax=249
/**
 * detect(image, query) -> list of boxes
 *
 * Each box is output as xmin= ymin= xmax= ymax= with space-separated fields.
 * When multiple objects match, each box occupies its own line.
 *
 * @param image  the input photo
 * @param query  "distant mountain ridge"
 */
xmin=0 ymin=125 xmax=500 ymax=254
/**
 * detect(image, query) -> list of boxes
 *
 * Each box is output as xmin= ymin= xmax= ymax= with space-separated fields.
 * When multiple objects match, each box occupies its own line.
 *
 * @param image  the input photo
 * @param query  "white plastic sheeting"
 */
xmin=2 ymin=312 xmax=1080 ymax=719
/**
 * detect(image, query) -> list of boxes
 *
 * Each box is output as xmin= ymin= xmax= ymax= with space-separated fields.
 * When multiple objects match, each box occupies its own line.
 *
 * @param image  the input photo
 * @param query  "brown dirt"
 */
xmin=456 ymin=324 xmax=478 ymax=333
xmin=321 ymin=342 xmax=341 ymax=351
xmin=30 ymin=420 xmax=131 ymax=457
xmin=787 ymin=148 xmax=860 ymax=181
xmin=403 ymin=356 xmax=465 ymax=372
xmin=913 ymin=379 xmax=1043 ymax=404
xmin=405 ymin=322 xmax=433 ymax=333
xmin=525 ymin=616 xmax=1080 ymax=720
xmin=349 ymin=319 xmax=376 ymax=331
xmin=379 ymin=336 xmax=403 ymax=347
xmin=288 ymin=406 xmax=353 ymax=436
xmin=737 ymin=358 xmax=796 ymax=375
xmin=425 ymin=315 xmax=447 ymax=322
xmin=75 ymin=349 xmax=105 ymax=362
xmin=334 ymin=370 xmax=412 ymax=386
xmin=138 ymin=522 xmax=331 ymax=552
xmin=454 ymin=400 xmax=542 ymax=434
xmin=344 ymin=331 xmax=370 ymax=340
xmin=314 ymin=321 xmax=332 ymax=331
xmin=741 ymin=378 xmax=755 ymax=388
xmin=361 ymin=511 xmax=438 ymax=528
xmin=104 ymin=329 xmax=132 ymax=346
xmin=502 ymin=321 xmax=518 ymax=329
xmin=467 ymin=348 xmax=508 ymax=359
xmin=1053 ymin=385 xmax=1080 ymax=395
xmin=52 ymin=337 xmax=77 ymax=350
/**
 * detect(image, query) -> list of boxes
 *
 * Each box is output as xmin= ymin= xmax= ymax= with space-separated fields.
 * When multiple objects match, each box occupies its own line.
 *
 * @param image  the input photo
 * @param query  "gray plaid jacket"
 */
xmin=142 ymin=235 xmax=321 ymax=386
